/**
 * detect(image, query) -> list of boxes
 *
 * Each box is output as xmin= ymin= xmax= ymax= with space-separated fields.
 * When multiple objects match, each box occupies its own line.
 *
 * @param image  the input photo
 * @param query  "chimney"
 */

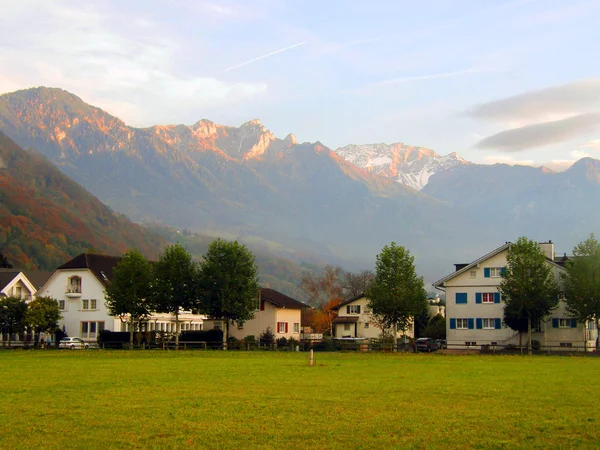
xmin=538 ymin=241 xmax=555 ymax=260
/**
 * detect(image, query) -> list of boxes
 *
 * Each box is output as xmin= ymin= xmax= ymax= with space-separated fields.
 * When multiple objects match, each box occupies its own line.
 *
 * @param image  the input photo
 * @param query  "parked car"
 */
xmin=59 ymin=337 xmax=89 ymax=350
xmin=434 ymin=339 xmax=447 ymax=349
xmin=415 ymin=337 xmax=438 ymax=352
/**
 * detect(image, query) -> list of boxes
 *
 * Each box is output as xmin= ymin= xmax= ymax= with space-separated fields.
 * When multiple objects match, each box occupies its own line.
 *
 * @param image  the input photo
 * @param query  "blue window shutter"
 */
xmin=450 ymin=318 xmax=456 ymax=329
xmin=495 ymin=318 xmax=501 ymax=329
xmin=552 ymin=318 xmax=559 ymax=328
xmin=476 ymin=318 xmax=482 ymax=329
xmin=484 ymin=268 xmax=490 ymax=278
xmin=501 ymin=267 xmax=507 ymax=277
xmin=571 ymin=319 xmax=577 ymax=328
xmin=494 ymin=292 xmax=500 ymax=303
xmin=346 ymin=305 xmax=350 ymax=314
xmin=456 ymin=293 xmax=467 ymax=304
xmin=476 ymin=293 xmax=482 ymax=304
xmin=468 ymin=318 xmax=474 ymax=329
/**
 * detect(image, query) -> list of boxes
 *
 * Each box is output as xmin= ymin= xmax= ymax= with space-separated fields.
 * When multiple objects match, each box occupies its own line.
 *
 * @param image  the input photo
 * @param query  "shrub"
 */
xmin=227 ymin=336 xmax=240 ymax=349
xmin=179 ymin=329 xmax=223 ymax=343
xmin=531 ymin=340 xmax=541 ymax=351
xmin=312 ymin=337 xmax=342 ymax=352
xmin=276 ymin=337 xmax=288 ymax=349
xmin=260 ymin=327 xmax=275 ymax=347
xmin=288 ymin=337 xmax=299 ymax=350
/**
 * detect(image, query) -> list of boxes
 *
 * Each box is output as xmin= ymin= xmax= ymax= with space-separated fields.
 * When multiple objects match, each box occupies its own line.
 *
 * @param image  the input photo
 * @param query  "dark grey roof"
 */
xmin=0 ymin=269 xmax=20 ymax=291
xmin=57 ymin=253 xmax=122 ymax=286
xmin=261 ymin=288 xmax=308 ymax=310
xmin=332 ymin=293 xmax=366 ymax=311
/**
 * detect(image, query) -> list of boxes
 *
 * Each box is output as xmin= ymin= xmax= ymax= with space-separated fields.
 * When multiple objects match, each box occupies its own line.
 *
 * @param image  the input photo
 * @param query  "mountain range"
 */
xmin=1 ymin=86 xmax=599 ymax=283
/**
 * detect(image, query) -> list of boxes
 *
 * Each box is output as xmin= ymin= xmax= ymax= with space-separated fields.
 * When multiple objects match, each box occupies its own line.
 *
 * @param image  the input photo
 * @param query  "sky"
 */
xmin=1 ymin=0 xmax=599 ymax=170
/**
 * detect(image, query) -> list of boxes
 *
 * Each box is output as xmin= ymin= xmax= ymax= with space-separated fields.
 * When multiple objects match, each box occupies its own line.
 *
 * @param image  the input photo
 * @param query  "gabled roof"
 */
xmin=0 ymin=269 xmax=21 ymax=291
xmin=23 ymin=271 xmax=53 ymax=290
xmin=57 ymin=253 xmax=122 ymax=286
xmin=433 ymin=243 xmax=511 ymax=287
xmin=261 ymin=288 xmax=308 ymax=310
xmin=332 ymin=293 xmax=366 ymax=311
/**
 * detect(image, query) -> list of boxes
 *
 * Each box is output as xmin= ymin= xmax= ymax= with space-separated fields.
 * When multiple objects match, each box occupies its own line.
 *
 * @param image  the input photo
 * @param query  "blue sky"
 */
xmin=1 ymin=0 xmax=599 ymax=169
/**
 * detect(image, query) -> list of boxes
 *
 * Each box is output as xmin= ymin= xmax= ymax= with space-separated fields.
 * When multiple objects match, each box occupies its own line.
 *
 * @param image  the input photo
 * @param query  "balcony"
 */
xmin=65 ymin=288 xmax=82 ymax=298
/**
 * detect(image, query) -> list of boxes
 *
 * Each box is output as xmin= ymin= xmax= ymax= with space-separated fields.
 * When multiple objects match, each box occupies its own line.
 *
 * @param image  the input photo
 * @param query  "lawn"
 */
xmin=1 ymin=351 xmax=599 ymax=449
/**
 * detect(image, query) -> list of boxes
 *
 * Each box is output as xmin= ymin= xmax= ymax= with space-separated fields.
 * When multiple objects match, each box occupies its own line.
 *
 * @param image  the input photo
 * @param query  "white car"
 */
xmin=59 ymin=337 xmax=89 ymax=350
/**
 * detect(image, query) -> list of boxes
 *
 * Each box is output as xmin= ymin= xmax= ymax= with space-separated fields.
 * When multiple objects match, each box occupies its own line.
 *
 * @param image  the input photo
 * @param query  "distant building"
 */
xmin=433 ymin=241 xmax=597 ymax=350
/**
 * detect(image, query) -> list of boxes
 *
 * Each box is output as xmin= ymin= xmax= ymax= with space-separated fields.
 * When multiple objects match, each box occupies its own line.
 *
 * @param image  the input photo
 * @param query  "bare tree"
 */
xmin=300 ymin=265 xmax=344 ymax=336
xmin=342 ymin=270 xmax=375 ymax=298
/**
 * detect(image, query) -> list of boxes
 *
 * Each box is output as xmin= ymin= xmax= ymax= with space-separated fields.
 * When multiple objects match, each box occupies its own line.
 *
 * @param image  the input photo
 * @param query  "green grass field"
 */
xmin=1 ymin=351 xmax=599 ymax=449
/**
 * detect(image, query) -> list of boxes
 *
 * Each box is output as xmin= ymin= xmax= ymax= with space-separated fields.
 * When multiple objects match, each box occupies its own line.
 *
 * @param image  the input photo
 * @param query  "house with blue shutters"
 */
xmin=433 ymin=241 xmax=596 ymax=350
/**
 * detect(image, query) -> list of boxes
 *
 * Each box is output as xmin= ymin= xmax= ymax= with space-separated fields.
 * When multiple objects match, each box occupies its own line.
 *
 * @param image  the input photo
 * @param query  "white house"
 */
xmin=331 ymin=294 xmax=414 ymax=341
xmin=204 ymin=288 xmax=306 ymax=341
xmin=36 ymin=253 xmax=205 ymax=342
xmin=433 ymin=241 xmax=597 ymax=351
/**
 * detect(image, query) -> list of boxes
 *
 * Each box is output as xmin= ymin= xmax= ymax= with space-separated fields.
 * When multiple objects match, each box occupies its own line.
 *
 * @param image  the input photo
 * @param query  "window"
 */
xmin=489 ymin=267 xmax=503 ymax=278
xmin=277 ymin=322 xmax=287 ymax=334
xmin=560 ymin=342 xmax=573 ymax=348
xmin=456 ymin=318 xmax=468 ymax=329
xmin=344 ymin=323 xmax=351 ymax=331
xmin=588 ymin=321 xmax=598 ymax=330
xmin=15 ymin=286 xmax=22 ymax=298
xmin=293 ymin=323 xmax=300 ymax=333
xmin=559 ymin=318 xmax=572 ymax=328
xmin=67 ymin=276 xmax=82 ymax=293
xmin=347 ymin=305 xmax=361 ymax=314
xmin=80 ymin=321 xmax=104 ymax=339
xmin=237 ymin=323 xmax=244 ymax=330
xmin=90 ymin=299 xmax=97 ymax=310
xmin=533 ymin=319 xmax=542 ymax=333
xmin=482 ymin=318 xmax=495 ymax=329
xmin=364 ymin=322 xmax=370 ymax=328
xmin=482 ymin=293 xmax=495 ymax=303
xmin=465 ymin=341 xmax=477 ymax=346
xmin=58 ymin=300 xmax=66 ymax=311
xmin=469 ymin=270 xmax=476 ymax=278
xmin=82 ymin=299 xmax=89 ymax=310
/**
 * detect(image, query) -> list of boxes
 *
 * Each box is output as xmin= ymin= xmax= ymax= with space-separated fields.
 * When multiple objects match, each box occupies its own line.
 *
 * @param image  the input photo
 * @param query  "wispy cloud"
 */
xmin=475 ymin=112 xmax=600 ymax=152
xmin=467 ymin=78 xmax=600 ymax=126
xmin=372 ymin=67 xmax=494 ymax=87
xmin=220 ymin=41 xmax=307 ymax=74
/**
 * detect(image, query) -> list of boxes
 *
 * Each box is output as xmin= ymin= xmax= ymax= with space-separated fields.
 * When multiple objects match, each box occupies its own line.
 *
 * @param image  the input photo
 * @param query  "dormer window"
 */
xmin=67 ymin=276 xmax=82 ymax=293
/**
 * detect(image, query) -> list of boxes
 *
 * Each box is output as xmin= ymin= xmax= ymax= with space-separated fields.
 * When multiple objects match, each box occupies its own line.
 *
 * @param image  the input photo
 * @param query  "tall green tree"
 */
xmin=199 ymin=238 xmax=260 ymax=349
xmin=366 ymin=242 xmax=428 ymax=350
xmin=423 ymin=314 xmax=446 ymax=340
xmin=563 ymin=234 xmax=600 ymax=350
xmin=0 ymin=297 xmax=28 ymax=347
xmin=499 ymin=237 xmax=559 ymax=354
xmin=0 ymin=251 xmax=13 ymax=268
xmin=24 ymin=296 xmax=61 ymax=345
xmin=105 ymin=249 xmax=153 ymax=348
xmin=149 ymin=243 xmax=199 ymax=349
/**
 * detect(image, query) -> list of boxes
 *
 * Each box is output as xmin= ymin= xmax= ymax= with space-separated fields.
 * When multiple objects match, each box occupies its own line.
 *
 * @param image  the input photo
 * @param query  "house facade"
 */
xmin=332 ymin=295 xmax=414 ymax=341
xmin=36 ymin=253 xmax=205 ymax=342
xmin=433 ymin=241 xmax=597 ymax=350
xmin=205 ymin=288 xmax=305 ymax=341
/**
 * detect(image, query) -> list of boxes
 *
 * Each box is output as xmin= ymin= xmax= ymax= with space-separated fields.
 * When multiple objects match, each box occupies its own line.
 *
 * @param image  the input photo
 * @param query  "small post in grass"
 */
xmin=309 ymin=349 xmax=314 ymax=366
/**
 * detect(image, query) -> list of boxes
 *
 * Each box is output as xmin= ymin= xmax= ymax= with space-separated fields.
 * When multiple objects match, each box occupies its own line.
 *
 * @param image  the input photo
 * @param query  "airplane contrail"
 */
xmin=220 ymin=41 xmax=307 ymax=74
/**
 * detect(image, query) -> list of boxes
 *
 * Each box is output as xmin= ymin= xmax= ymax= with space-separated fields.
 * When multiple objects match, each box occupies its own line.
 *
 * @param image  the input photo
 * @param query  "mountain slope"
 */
xmin=334 ymin=143 xmax=470 ymax=190
xmin=0 ymin=131 xmax=166 ymax=269
xmin=0 ymin=87 xmax=459 ymax=275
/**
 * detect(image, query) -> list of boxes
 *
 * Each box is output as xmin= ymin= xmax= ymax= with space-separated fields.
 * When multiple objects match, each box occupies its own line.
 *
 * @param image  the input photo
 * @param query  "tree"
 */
xmin=499 ymin=237 xmax=559 ymax=354
xmin=563 ymin=234 xmax=600 ymax=350
xmin=341 ymin=270 xmax=375 ymax=299
xmin=299 ymin=265 xmax=344 ymax=336
xmin=423 ymin=314 xmax=446 ymax=340
xmin=105 ymin=249 xmax=153 ymax=348
xmin=149 ymin=243 xmax=199 ymax=349
xmin=0 ymin=297 xmax=28 ymax=347
xmin=25 ymin=296 xmax=61 ymax=344
xmin=198 ymin=239 xmax=260 ymax=349
xmin=0 ymin=251 xmax=13 ymax=268
xmin=366 ymin=242 xmax=428 ymax=350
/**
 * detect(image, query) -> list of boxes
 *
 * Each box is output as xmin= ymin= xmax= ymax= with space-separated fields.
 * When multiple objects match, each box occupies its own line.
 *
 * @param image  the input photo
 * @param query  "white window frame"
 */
xmin=58 ymin=300 xmax=66 ymax=311
xmin=489 ymin=267 xmax=502 ymax=278
xmin=482 ymin=293 xmax=495 ymax=304
xmin=482 ymin=318 xmax=495 ymax=329
xmin=558 ymin=318 xmax=571 ymax=328
xmin=67 ymin=276 xmax=82 ymax=293
xmin=90 ymin=299 xmax=97 ymax=310
xmin=82 ymin=299 xmax=89 ymax=310
xmin=456 ymin=318 xmax=468 ymax=329
xmin=278 ymin=322 xmax=286 ymax=334
xmin=80 ymin=321 xmax=105 ymax=339
xmin=348 ymin=305 xmax=360 ymax=314
xmin=364 ymin=322 xmax=370 ymax=329
xmin=293 ymin=323 xmax=299 ymax=333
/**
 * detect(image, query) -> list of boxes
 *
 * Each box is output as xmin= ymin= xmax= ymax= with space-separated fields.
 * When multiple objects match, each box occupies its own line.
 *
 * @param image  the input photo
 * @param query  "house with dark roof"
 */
xmin=331 ymin=294 xmax=414 ymax=341
xmin=0 ymin=268 xmax=52 ymax=300
xmin=433 ymin=241 xmax=596 ymax=350
xmin=204 ymin=288 xmax=308 ymax=341
xmin=37 ymin=253 xmax=205 ymax=342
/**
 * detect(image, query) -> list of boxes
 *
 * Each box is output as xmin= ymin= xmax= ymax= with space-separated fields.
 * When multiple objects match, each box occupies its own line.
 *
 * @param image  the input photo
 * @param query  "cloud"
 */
xmin=581 ymin=139 xmax=600 ymax=150
xmin=467 ymin=79 xmax=600 ymax=126
xmin=220 ymin=41 xmax=307 ymax=74
xmin=474 ymin=113 xmax=600 ymax=152
xmin=0 ymin=1 xmax=267 ymax=126
xmin=483 ymin=155 xmax=535 ymax=166
xmin=372 ymin=67 xmax=494 ymax=87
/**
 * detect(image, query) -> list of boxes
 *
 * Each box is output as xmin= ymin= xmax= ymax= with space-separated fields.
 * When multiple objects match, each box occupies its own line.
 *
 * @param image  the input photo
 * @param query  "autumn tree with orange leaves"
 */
xmin=300 ymin=265 xmax=344 ymax=335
